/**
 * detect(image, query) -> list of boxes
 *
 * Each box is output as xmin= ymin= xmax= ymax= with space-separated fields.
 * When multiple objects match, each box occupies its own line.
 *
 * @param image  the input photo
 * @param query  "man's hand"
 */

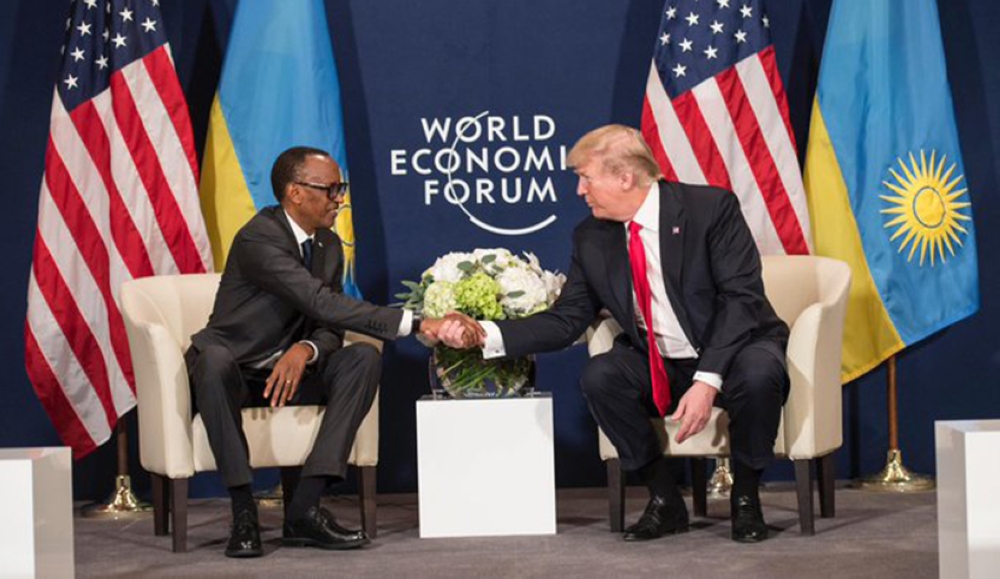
xmin=263 ymin=342 xmax=312 ymax=407
xmin=422 ymin=312 xmax=485 ymax=349
xmin=670 ymin=381 xmax=718 ymax=444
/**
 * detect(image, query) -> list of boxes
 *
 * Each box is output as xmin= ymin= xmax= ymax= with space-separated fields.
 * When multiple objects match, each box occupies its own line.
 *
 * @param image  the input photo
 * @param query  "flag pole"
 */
xmin=859 ymin=355 xmax=934 ymax=492
xmin=82 ymin=412 xmax=152 ymax=517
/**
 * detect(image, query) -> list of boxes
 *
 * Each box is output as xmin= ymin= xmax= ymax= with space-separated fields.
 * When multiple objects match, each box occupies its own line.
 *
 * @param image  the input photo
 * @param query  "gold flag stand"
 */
xmin=859 ymin=355 xmax=934 ymax=492
xmin=82 ymin=415 xmax=152 ymax=518
xmin=707 ymin=457 xmax=733 ymax=498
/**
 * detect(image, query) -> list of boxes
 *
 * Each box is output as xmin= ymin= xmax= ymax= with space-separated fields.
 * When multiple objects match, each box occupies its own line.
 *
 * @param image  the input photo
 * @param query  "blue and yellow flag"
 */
xmin=200 ymin=0 xmax=362 ymax=298
xmin=804 ymin=0 xmax=979 ymax=382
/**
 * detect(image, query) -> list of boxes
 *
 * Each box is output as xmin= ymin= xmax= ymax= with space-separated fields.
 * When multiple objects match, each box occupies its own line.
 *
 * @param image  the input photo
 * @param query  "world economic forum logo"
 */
xmin=390 ymin=111 xmax=569 ymax=236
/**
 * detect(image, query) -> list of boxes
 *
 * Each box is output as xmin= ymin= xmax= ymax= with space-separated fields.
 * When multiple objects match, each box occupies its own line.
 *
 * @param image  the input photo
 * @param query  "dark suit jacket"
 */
xmin=191 ymin=205 xmax=404 ymax=368
xmin=496 ymin=181 xmax=788 ymax=379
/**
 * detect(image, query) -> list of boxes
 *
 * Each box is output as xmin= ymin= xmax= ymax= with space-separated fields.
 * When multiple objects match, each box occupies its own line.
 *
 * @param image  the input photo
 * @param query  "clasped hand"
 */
xmin=420 ymin=312 xmax=485 ymax=349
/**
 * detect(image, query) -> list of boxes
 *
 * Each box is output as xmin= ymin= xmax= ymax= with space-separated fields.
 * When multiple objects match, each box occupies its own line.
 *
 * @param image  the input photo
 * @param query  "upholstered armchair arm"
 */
xmin=123 ymin=318 xmax=197 ymax=479
xmin=343 ymin=331 xmax=382 ymax=467
xmin=586 ymin=316 xmax=622 ymax=358
xmin=782 ymin=274 xmax=850 ymax=459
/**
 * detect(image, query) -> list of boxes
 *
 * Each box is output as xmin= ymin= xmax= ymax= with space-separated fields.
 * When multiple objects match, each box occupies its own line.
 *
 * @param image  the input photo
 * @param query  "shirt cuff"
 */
xmin=397 ymin=309 xmax=414 ymax=338
xmin=480 ymin=321 xmax=507 ymax=359
xmin=298 ymin=340 xmax=319 ymax=365
xmin=693 ymin=371 xmax=722 ymax=391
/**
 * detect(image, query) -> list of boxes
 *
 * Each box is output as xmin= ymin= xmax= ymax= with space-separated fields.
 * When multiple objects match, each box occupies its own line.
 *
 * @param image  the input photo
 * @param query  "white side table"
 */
xmin=936 ymin=420 xmax=1000 ymax=579
xmin=0 ymin=447 xmax=74 ymax=579
xmin=416 ymin=394 xmax=556 ymax=538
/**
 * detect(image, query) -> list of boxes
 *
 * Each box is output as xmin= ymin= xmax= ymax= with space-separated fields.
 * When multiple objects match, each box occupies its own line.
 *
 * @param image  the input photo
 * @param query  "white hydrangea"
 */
xmin=424 ymin=252 xmax=475 ymax=284
xmin=497 ymin=267 xmax=548 ymax=315
xmin=423 ymin=281 xmax=459 ymax=318
xmin=522 ymin=251 xmax=544 ymax=276
xmin=473 ymin=248 xmax=518 ymax=274
xmin=540 ymin=270 xmax=566 ymax=305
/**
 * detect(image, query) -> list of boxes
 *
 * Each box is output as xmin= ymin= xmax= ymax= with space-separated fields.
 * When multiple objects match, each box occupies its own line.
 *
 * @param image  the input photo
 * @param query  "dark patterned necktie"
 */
xmin=302 ymin=238 xmax=314 ymax=270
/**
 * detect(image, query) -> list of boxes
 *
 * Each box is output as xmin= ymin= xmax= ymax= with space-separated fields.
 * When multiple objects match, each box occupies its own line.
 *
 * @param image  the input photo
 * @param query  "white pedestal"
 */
xmin=0 ymin=447 xmax=74 ymax=579
xmin=936 ymin=420 xmax=1000 ymax=579
xmin=416 ymin=395 xmax=556 ymax=538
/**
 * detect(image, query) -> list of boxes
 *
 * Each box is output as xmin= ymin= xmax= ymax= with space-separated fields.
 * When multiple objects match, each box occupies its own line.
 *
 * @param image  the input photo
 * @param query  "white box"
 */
xmin=936 ymin=420 xmax=1000 ymax=579
xmin=417 ymin=395 xmax=556 ymax=538
xmin=0 ymin=447 xmax=74 ymax=579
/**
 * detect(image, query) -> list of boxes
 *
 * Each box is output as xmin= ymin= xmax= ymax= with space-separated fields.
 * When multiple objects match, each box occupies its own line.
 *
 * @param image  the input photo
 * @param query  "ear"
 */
xmin=619 ymin=170 xmax=636 ymax=191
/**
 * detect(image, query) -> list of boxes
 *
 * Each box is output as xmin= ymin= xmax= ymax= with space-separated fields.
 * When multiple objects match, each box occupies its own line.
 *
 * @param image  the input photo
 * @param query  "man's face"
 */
xmin=575 ymin=158 xmax=630 ymax=221
xmin=289 ymin=155 xmax=343 ymax=232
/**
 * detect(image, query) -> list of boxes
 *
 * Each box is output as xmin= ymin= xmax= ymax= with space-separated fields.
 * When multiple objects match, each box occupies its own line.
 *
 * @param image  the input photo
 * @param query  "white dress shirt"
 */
xmin=482 ymin=183 xmax=722 ymax=390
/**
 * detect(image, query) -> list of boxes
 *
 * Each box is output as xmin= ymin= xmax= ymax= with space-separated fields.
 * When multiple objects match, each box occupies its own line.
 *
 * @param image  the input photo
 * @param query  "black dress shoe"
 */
xmin=623 ymin=495 xmax=689 ymax=541
xmin=225 ymin=509 xmax=263 ymax=558
xmin=731 ymin=494 xmax=769 ymax=543
xmin=283 ymin=506 xmax=370 ymax=550
xmin=316 ymin=507 xmax=368 ymax=542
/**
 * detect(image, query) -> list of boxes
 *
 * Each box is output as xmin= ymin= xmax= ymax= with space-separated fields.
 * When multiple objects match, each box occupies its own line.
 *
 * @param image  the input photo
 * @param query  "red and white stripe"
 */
xmin=642 ymin=47 xmax=811 ymax=255
xmin=25 ymin=45 xmax=212 ymax=457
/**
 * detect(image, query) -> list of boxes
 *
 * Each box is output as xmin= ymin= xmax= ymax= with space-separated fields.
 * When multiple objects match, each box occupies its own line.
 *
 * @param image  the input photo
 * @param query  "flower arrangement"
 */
xmin=398 ymin=248 xmax=566 ymax=397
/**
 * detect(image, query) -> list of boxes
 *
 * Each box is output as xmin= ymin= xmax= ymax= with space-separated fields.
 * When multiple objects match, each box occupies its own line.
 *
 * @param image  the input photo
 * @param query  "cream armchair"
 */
xmin=587 ymin=255 xmax=850 ymax=535
xmin=120 ymin=273 xmax=381 ymax=552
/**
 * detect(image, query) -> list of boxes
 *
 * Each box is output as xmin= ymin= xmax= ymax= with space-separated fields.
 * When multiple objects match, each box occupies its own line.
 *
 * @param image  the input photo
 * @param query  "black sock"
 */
xmin=229 ymin=484 xmax=256 ymax=518
xmin=637 ymin=457 xmax=681 ymax=502
xmin=286 ymin=476 xmax=330 ymax=521
xmin=732 ymin=460 xmax=763 ymax=499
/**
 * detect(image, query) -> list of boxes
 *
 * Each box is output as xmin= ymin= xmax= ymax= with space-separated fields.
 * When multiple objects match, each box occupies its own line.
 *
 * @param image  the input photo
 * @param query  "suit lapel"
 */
xmin=658 ymin=181 xmax=696 ymax=345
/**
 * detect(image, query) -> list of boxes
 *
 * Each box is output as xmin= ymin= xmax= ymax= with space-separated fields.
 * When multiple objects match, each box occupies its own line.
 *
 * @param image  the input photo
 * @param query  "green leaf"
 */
xmin=401 ymin=280 xmax=421 ymax=290
xmin=506 ymin=290 xmax=525 ymax=299
xmin=457 ymin=261 xmax=475 ymax=272
xmin=481 ymin=254 xmax=496 ymax=264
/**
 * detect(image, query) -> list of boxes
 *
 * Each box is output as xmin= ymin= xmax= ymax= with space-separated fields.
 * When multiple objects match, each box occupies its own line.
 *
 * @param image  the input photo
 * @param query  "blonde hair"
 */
xmin=567 ymin=124 xmax=663 ymax=185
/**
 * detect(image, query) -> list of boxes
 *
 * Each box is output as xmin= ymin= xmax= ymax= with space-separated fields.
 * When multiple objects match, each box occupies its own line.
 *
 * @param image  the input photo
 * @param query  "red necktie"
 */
xmin=628 ymin=222 xmax=671 ymax=416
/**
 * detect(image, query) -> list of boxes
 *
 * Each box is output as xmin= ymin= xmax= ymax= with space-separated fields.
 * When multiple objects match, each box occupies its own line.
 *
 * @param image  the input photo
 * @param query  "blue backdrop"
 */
xmin=1 ymin=0 xmax=998 ymax=499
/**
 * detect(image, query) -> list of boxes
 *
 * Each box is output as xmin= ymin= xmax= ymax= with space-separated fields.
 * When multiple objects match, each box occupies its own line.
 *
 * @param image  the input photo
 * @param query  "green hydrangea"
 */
xmin=423 ymin=281 xmax=459 ymax=318
xmin=454 ymin=272 xmax=504 ymax=320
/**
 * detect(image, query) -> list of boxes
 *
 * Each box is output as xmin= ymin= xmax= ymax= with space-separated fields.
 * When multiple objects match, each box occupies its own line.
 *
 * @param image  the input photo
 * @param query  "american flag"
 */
xmin=25 ymin=0 xmax=213 ymax=457
xmin=642 ymin=0 xmax=810 ymax=255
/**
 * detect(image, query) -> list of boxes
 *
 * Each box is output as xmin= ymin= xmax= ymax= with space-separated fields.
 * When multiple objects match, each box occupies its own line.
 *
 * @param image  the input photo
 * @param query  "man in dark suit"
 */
xmin=188 ymin=146 xmax=452 ymax=557
xmin=439 ymin=125 xmax=789 ymax=543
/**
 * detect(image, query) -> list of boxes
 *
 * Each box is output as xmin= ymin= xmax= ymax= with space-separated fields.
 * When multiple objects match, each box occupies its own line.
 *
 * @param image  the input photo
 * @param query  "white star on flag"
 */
xmin=84 ymin=0 xmax=97 ymax=8
xmin=666 ymin=6 xmax=677 ymax=19
xmin=686 ymin=12 xmax=700 ymax=26
xmin=679 ymin=38 xmax=693 ymax=52
xmin=740 ymin=5 xmax=753 ymax=18
xmin=710 ymin=20 xmax=724 ymax=34
xmin=659 ymin=32 xmax=671 ymax=46
xmin=734 ymin=29 xmax=747 ymax=43
xmin=672 ymin=63 xmax=687 ymax=78
xmin=63 ymin=74 xmax=78 ymax=89
xmin=120 ymin=8 xmax=134 ymax=22
xmin=70 ymin=47 xmax=85 ymax=62
xmin=77 ymin=22 xmax=92 ymax=36
xmin=112 ymin=33 xmax=127 ymax=48
xmin=717 ymin=0 xmax=730 ymax=8
xmin=141 ymin=18 xmax=157 ymax=32
xmin=96 ymin=55 xmax=108 ymax=69
xmin=704 ymin=46 xmax=718 ymax=59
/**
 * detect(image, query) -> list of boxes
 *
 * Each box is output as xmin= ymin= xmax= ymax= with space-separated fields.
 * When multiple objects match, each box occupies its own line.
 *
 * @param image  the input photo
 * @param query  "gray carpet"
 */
xmin=75 ymin=484 xmax=938 ymax=579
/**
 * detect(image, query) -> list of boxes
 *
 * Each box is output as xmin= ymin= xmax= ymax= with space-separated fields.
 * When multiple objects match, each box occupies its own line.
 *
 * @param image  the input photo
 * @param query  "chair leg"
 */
xmin=607 ymin=459 xmax=625 ymax=532
xmin=150 ymin=473 xmax=169 ymax=536
xmin=170 ymin=478 xmax=189 ymax=553
xmin=793 ymin=459 xmax=815 ymax=536
xmin=816 ymin=453 xmax=836 ymax=518
xmin=690 ymin=458 xmax=708 ymax=517
xmin=279 ymin=466 xmax=303 ymax=520
xmin=358 ymin=466 xmax=377 ymax=539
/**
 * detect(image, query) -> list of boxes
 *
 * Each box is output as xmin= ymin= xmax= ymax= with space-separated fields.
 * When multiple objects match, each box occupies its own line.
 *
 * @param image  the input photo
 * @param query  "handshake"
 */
xmin=420 ymin=312 xmax=486 ymax=349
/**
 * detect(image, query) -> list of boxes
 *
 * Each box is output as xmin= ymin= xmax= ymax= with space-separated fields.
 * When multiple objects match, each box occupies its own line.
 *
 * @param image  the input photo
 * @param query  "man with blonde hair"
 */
xmin=440 ymin=124 xmax=789 ymax=543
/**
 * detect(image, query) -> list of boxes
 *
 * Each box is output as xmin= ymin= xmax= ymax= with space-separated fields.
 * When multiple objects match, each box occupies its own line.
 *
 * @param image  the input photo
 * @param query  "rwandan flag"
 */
xmin=200 ymin=0 xmax=362 ymax=298
xmin=804 ymin=0 xmax=979 ymax=383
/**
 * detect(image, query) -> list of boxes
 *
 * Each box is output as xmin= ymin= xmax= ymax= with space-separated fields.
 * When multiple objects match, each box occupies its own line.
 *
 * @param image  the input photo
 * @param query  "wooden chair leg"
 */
xmin=358 ymin=466 xmax=377 ymax=539
xmin=607 ymin=459 xmax=625 ymax=532
xmin=170 ymin=478 xmax=189 ymax=553
xmin=150 ymin=473 xmax=169 ymax=536
xmin=280 ymin=466 xmax=302 ymax=520
xmin=793 ymin=459 xmax=815 ymax=536
xmin=816 ymin=453 xmax=836 ymax=518
xmin=690 ymin=458 xmax=708 ymax=517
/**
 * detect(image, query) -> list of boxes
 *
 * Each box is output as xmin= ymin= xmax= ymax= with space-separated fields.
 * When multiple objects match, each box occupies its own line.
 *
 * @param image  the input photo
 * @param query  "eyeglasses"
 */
xmin=294 ymin=181 xmax=350 ymax=199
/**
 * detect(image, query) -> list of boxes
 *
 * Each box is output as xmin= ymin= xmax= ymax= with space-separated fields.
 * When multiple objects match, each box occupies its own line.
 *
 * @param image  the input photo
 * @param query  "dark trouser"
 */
xmin=185 ymin=343 xmax=382 ymax=488
xmin=580 ymin=337 xmax=789 ymax=473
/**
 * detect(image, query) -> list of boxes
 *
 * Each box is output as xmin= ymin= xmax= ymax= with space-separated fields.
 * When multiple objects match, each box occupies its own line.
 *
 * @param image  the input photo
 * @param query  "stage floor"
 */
xmin=75 ymin=484 xmax=937 ymax=578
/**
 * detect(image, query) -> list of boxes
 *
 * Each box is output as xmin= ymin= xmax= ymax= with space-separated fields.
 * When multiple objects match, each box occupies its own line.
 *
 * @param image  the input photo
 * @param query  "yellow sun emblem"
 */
xmin=880 ymin=150 xmax=972 ymax=267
